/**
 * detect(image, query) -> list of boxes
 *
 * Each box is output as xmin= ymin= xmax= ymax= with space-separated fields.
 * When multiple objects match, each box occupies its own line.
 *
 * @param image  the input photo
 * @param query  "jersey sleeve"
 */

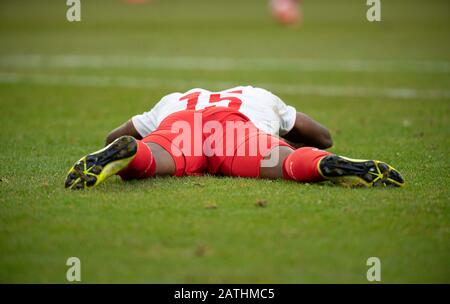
xmin=273 ymin=94 xmax=297 ymax=136
xmin=131 ymin=110 xmax=158 ymax=138
xmin=131 ymin=93 xmax=175 ymax=137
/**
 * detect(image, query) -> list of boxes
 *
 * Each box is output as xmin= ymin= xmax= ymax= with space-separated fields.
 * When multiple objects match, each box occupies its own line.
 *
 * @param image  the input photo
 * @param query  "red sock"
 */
xmin=282 ymin=147 xmax=331 ymax=182
xmin=117 ymin=140 xmax=156 ymax=180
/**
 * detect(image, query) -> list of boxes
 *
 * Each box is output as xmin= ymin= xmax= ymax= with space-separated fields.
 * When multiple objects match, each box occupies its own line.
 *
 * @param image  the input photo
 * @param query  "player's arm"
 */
xmin=106 ymin=94 xmax=172 ymax=145
xmin=282 ymin=112 xmax=333 ymax=149
xmin=105 ymin=119 xmax=142 ymax=146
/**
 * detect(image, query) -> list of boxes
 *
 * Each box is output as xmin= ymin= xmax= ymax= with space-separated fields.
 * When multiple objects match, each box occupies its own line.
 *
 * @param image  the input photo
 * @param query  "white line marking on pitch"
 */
xmin=0 ymin=54 xmax=449 ymax=73
xmin=0 ymin=72 xmax=449 ymax=100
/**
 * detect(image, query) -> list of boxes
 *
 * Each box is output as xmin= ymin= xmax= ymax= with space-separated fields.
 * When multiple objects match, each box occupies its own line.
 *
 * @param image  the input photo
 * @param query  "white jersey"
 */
xmin=132 ymin=86 xmax=297 ymax=137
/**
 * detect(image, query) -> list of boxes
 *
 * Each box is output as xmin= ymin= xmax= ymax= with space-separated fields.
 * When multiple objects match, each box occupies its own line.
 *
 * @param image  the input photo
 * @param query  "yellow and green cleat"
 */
xmin=65 ymin=136 xmax=138 ymax=190
xmin=318 ymin=155 xmax=405 ymax=188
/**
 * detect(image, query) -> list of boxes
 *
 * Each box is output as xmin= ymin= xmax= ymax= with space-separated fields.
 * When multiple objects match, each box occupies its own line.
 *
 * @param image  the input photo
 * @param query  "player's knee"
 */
xmin=259 ymin=146 xmax=294 ymax=179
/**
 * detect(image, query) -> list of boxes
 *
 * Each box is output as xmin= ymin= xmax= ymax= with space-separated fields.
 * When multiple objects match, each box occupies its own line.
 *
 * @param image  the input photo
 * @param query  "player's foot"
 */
xmin=318 ymin=155 xmax=405 ymax=188
xmin=65 ymin=136 xmax=137 ymax=190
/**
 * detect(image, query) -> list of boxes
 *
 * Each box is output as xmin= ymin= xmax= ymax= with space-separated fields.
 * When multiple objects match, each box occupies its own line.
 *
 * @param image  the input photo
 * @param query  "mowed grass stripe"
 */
xmin=0 ymin=54 xmax=449 ymax=74
xmin=0 ymin=72 xmax=449 ymax=100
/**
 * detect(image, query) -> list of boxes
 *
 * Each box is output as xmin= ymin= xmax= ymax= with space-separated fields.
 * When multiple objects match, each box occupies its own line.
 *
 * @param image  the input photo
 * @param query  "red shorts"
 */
xmin=142 ymin=107 xmax=291 ymax=177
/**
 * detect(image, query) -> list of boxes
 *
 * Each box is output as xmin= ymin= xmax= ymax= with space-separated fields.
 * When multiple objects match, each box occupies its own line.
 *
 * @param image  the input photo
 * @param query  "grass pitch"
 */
xmin=0 ymin=0 xmax=449 ymax=283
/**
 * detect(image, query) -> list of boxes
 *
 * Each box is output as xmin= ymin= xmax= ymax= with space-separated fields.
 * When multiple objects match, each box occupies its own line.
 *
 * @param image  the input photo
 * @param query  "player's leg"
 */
xmin=117 ymin=141 xmax=175 ymax=180
xmin=218 ymin=130 xmax=293 ymax=178
xmin=212 ymin=119 xmax=404 ymax=187
xmin=64 ymin=136 xmax=176 ymax=190
xmin=262 ymin=146 xmax=405 ymax=187
xmin=65 ymin=110 xmax=206 ymax=189
xmin=258 ymin=145 xmax=294 ymax=179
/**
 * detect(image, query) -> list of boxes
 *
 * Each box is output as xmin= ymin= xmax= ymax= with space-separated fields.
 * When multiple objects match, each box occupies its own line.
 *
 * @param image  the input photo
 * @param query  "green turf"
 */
xmin=0 ymin=0 xmax=449 ymax=283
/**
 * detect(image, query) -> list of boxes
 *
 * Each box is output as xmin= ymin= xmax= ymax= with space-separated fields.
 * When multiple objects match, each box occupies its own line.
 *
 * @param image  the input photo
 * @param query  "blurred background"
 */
xmin=0 ymin=0 xmax=449 ymax=96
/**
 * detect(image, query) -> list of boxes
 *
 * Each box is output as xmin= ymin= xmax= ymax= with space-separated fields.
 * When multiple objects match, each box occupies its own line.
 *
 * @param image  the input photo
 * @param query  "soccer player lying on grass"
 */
xmin=65 ymin=86 xmax=404 ymax=189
